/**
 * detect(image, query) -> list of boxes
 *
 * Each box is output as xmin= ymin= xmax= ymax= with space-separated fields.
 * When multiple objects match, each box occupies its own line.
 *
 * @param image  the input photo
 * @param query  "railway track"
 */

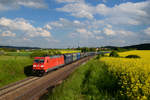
xmin=0 ymin=77 xmax=40 ymax=96
xmin=0 ymin=56 xmax=93 ymax=100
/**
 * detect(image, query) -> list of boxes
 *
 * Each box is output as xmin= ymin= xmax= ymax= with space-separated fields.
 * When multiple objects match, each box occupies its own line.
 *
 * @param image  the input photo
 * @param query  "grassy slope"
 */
xmin=40 ymin=58 xmax=120 ymax=100
xmin=0 ymin=56 xmax=33 ymax=87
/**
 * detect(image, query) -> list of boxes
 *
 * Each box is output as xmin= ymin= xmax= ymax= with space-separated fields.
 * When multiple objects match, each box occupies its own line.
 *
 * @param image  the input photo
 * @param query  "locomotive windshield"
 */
xmin=34 ymin=59 xmax=44 ymax=63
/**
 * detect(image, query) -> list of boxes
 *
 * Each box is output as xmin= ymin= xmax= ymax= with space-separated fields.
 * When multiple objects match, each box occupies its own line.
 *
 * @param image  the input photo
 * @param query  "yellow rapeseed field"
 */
xmin=100 ymin=50 xmax=150 ymax=100
xmin=59 ymin=50 xmax=81 ymax=54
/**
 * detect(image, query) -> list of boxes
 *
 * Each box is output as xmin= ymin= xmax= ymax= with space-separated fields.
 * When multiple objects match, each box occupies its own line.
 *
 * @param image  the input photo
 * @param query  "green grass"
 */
xmin=40 ymin=58 xmax=121 ymax=100
xmin=0 ymin=56 xmax=33 ymax=87
xmin=6 ymin=52 xmax=32 ymax=56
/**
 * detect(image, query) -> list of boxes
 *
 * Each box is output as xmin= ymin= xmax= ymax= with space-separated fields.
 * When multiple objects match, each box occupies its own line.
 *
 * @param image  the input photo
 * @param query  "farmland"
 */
xmin=59 ymin=50 xmax=81 ymax=54
xmin=101 ymin=50 xmax=150 ymax=100
xmin=41 ymin=50 xmax=150 ymax=100
xmin=1 ymin=50 xmax=150 ymax=99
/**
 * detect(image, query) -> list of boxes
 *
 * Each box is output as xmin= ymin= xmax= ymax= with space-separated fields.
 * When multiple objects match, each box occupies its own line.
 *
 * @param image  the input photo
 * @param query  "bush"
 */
xmin=109 ymin=51 xmax=119 ymax=57
xmin=96 ymin=52 xmax=105 ymax=59
xmin=125 ymin=55 xmax=141 ymax=58
xmin=96 ymin=55 xmax=101 ymax=59
xmin=0 ymin=51 xmax=4 ymax=56
xmin=30 ymin=50 xmax=62 ymax=58
xmin=100 ymin=52 xmax=105 ymax=56
xmin=30 ymin=51 xmax=47 ymax=58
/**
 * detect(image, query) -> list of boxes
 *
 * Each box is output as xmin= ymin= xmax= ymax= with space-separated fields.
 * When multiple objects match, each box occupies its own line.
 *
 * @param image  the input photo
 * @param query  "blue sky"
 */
xmin=0 ymin=0 xmax=150 ymax=48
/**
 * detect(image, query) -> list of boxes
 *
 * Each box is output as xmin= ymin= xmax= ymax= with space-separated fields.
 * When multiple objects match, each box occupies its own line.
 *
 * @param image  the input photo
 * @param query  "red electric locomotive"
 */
xmin=32 ymin=55 xmax=65 ymax=76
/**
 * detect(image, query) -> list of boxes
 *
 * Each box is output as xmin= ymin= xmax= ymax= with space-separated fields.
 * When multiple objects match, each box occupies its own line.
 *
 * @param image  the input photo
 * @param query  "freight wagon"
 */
xmin=73 ymin=53 xmax=77 ymax=61
xmin=64 ymin=54 xmax=73 ymax=64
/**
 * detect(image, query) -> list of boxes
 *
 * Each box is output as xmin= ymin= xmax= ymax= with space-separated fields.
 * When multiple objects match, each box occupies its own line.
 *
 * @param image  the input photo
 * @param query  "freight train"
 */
xmin=32 ymin=52 xmax=98 ymax=76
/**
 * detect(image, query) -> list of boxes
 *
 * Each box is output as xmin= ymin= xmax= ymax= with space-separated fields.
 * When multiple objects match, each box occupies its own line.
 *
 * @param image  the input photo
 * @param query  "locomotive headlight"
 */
xmin=41 ymin=65 xmax=44 ymax=67
xmin=33 ymin=65 xmax=36 ymax=67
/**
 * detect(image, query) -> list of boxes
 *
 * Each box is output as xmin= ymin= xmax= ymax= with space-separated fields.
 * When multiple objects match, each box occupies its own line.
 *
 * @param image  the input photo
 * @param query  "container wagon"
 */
xmin=73 ymin=53 xmax=77 ymax=61
xmin=77 ymin=53 xmax=80 ymax=60
xmin=64 ymin=54 xmax=73 ymax=64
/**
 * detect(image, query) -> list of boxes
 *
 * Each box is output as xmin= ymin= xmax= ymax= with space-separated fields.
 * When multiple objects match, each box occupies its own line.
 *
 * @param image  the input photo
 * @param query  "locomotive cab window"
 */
xmin=34 ymin=59 xmax=44 ymax=63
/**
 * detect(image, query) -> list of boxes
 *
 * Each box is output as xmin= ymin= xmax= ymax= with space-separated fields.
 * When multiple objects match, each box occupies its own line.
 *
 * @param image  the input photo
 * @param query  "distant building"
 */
xmin=17 ymin=50 xmax=20 ymax=52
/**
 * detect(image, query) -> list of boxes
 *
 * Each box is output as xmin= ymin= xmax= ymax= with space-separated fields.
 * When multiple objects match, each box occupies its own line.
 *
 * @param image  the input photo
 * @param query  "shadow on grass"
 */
xmin=80 ymin=60 xmax=124 ymax=100
xmin=39 ymin=86 xmax=55 ymax=100
xmin=24 ymin=65 xmax=33 ymax=76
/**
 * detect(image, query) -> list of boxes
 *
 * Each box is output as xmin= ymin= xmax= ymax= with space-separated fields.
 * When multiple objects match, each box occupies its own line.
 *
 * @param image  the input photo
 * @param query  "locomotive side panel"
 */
xmin=45 ymin=55 xmax=65 ymax=72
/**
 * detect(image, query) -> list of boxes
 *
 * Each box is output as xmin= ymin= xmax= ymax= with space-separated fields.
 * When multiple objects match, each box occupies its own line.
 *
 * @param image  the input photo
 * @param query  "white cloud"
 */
xmin=48 ymin=18 xmax=85 ymax=29
xmin=44 ymin=24 xmax=52 ymax=30
xmin=56 ymin=0 xmax=84 ymax=3
xmin=106 ymin=24 xmax=112 ymax=28
xmin=93 ymin=30 xmax=101 ymax=34
xmin=0 ymin=0 xmax=47 ymax=11
xmin=144 ymin=27 xmax=150 ymax=35
xmin=18 ymin=1 xmax=47 ymax=8
xmin=103 ymin=28 xmax=115 ymax=35
xmin=49 ymin=18 xmax=136 ymax=43
xmin=117 ymin=30 xmax=134 ymax=36
xmin=127 ymin=19 xmax=140 ymax=25
xmin=73 ymin=20 xmax=80 ymax=24
xmin=57 ymin=0 xmax=150 ymax=25
xmin=96 ymin=1 xmax=150 ymax=25
xmin=45 ymin=38 xmax=60 ymax=43
xmin=0 ymin=17 xmax=51 ymax=37
xmin=69 ymin=32 xmax=78 ymax=38
xmin=96 ymin=2 xmax=148 ymax=17
xmin=23 ymin=37 xmax=31 ymax=41
xmin=1 ymin=30 xmax=16 ymax=37
xmin=50 ymin=22 xmax=63 ymax=27
xmin=36 ymin=28 xmax=51 ymax=37
xmin=0 ymin=4 xmax=11 ymax=11
xmin=77 ymin=28 xmax=87 ymax=33
xmin=96 ymin=36 xmax=103 ymax=40
xmin=103 ymin=27 xmax=134 ymax=36
xmin=76 ymin=28 xmax=94 ymax=38
xmin=95 ymin=4 xmax=110 ymax=16
xmin=57 ymin=2 xmax=94 ymax=19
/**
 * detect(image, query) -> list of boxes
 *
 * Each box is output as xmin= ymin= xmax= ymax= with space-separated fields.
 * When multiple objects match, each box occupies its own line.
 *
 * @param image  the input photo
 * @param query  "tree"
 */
xmin=109 ymin=51 xmax=119 ymax=57
xmin=126 ymin=55 xmax=140 ymax=58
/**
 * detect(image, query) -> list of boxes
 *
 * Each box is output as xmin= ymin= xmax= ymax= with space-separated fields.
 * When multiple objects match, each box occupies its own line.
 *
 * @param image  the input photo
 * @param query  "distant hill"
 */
xmin=123 ymin=43 xmax=150 ymax=50
xmin=104 ymin=43 xmax=150 ymax=50
xmin=103 ymin=46 xmax=119 ymax=49
xmin=0 ymin=46 xmax=41 ymax=50
xmin=0 ymin=43 xmax=150 ymax=50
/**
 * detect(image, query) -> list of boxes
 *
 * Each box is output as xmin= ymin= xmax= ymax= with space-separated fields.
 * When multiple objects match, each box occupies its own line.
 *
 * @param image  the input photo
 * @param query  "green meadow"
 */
xmin=6 ymin=52 xmax=32 ymax=56
xmin=0 ymin=55 xmax=33 ymax=87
